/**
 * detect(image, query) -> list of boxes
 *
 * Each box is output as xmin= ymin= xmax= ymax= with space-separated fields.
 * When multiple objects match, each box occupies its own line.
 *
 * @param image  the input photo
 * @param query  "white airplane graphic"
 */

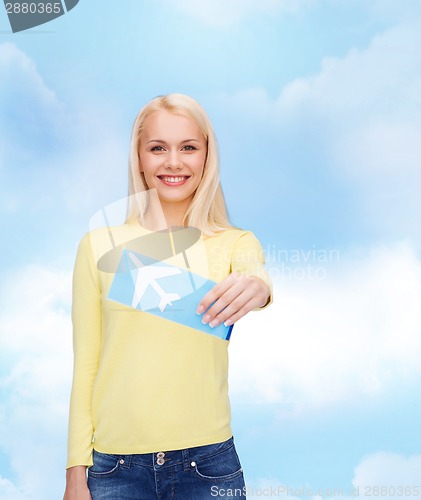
xmin=128 ymin=252 xmax=182 ymax=312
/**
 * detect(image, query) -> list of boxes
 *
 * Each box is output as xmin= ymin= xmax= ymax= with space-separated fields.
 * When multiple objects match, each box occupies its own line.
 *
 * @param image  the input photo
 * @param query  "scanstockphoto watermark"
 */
xmin=3 ymin=0 xmax=79 ymax=33
xmin=210 ymin=484 xmax=421 ymax=497
xmin=264 ymin=243 xmax=340 ymax=281
xmin=210 ymin=485 xmax=352 ymax=498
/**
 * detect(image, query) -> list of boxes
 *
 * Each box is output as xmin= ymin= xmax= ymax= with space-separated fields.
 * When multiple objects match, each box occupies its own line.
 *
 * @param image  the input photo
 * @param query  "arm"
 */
xmin=197 ymin=231 xmax=273 ymax=327
xmin=63 ymin=466 xmax=91 ymax=499
xmin=64 ymin=233 xmax=102 ymax=496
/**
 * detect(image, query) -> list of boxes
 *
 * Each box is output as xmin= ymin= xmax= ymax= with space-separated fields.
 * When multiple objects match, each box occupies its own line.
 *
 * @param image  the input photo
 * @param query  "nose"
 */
xmin=165 ymin=149 xmax=182 ymax=169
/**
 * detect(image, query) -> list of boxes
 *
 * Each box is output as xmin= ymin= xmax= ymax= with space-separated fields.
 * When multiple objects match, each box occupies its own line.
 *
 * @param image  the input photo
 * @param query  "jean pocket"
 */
xmin=192 ymin=444 xmax=244 ymax=482
xmin=88 ymin=450 xmax=121 ymax=478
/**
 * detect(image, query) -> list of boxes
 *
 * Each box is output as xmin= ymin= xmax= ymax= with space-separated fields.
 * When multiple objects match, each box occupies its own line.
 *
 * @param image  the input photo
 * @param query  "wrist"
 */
xmin=66 ymin=465 xmax=87 ymax=484
xmin=250 ymin=276 xmax=271 ymax=307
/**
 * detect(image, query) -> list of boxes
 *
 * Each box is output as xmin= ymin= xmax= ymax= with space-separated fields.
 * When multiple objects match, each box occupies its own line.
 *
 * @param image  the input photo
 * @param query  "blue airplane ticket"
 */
xmin=107 ymin=248 xmax=233 ymax=341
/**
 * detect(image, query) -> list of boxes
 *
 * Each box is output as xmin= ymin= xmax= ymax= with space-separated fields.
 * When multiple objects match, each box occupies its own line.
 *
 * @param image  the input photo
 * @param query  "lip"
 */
xmin=157 ymin=175 xmax=190 ymax=187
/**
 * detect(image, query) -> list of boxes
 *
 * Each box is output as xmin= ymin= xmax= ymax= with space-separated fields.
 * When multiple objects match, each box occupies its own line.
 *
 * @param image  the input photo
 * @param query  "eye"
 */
xmin=151 ymin=145 xmax=165 ymax=152
xmin=182 ymin=145 xmax=197 ymax=151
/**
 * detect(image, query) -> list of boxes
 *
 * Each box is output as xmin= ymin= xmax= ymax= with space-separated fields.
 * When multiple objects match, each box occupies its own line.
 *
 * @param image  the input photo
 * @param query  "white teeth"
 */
xmin=161 ymin=176 xmax=187 ymax=183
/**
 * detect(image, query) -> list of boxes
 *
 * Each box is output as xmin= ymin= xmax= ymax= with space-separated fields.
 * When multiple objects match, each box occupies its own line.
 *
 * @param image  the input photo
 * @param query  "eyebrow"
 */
xmin=147 ymin=139 xmax=201 ymax=144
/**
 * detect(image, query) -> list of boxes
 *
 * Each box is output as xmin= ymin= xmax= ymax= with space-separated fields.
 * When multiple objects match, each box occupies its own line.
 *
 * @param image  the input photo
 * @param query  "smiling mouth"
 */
xmin=157 ymin=175 xmax=190 ymax=185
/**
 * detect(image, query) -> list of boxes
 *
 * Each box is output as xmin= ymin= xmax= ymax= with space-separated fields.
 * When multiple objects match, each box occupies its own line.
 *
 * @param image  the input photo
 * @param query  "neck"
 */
xmin=162 ymin=203 xmax=189 ymax=229
xmin=142 ymin=192 xmax=191 ymax=231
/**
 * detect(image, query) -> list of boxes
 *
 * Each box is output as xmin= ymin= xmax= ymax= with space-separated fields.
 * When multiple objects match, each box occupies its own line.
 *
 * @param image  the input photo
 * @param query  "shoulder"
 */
xmin=203 ymin=228 xmax=265 ymax=260
xmin=204 ymin=227 xmax=258 ymax=244
xmin=76 ymin=224 xmax=136 ymax=262
xmin=213 ymin=227 xmax=263 ymax=249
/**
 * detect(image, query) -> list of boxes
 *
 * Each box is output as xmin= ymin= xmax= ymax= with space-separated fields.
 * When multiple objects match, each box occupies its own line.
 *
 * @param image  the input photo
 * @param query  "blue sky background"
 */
xmin=1 ymin=1 xmax=421 ymax=498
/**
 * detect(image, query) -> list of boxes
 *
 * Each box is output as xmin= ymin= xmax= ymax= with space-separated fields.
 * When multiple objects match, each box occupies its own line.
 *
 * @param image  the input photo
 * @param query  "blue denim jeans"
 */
xmin=87 ymin=436 xmax=246 ymax=499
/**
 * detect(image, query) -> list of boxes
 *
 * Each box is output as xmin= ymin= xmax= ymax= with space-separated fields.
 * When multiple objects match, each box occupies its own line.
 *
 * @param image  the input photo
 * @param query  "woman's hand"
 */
xmin=196 ymin=272 xmax=270 ymax=328
xmin=63 ymin=466 xmax=91 ymax=500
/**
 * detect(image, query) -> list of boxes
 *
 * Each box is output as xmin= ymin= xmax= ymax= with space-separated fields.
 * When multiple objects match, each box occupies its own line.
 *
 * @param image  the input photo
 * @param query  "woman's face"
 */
xmin=138 ymin=110 xmax=207 ymax=210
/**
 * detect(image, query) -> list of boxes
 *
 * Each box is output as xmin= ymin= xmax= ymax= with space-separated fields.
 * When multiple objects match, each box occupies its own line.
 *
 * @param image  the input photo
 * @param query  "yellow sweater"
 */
xmin=66 ymin=223 xmax=272 ymax=468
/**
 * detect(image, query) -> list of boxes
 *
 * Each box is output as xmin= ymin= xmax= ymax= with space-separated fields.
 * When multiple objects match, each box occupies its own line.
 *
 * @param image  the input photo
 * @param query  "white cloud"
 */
xmin=252 ymin=17 xmax=421 ymax=151
xmin=279 ymin=19 xmax=421 ymax=239
xmin=0 ymin=42 xmax=127 ymax=224
xmin=247 ymin=452 xmax=421 ymax=499
xmin=160 ymin=0 xmax=316 ymax=28
xmin=161 ymin=0 xmax=421 ymax=28
xmin=1 ymin=250 xmax=420 ymax=498
xmin=0 ymin=265 xmax=73 ymax=499
xmin=275 ymin=18 xmax=421 ymax=144
xmin=55 ymin=104 xmax=128 ymax=217
xmin=353 ymin=452 xmax=421 ymax=492
xmin=214 ymin=16 xmax=421 ymax=242
xmin=243 ymin=476 xmax=303 ymax=499
xmin=0 ymin=476 xmax=26 ymax=500
xmin=0 ymin=42 xmax=58 ymax=107
xmin=0 ymin=42 xmax=62 ymax=170
xmin=245 ymin=476 xmax=349 ymax=500
xmin=367 ymin=0 xmax=421 ymax=22
xmin=229 ymin=241 xmax=421 ymax=411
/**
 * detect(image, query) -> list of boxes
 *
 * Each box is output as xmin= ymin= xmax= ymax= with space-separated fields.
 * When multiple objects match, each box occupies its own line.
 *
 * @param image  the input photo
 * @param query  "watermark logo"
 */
xmin=4 ymin=0 xmax=79 ymax=33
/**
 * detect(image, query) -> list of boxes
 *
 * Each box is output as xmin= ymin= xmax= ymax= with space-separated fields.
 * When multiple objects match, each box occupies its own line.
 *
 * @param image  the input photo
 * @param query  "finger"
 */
xmin=201 ymin=285 xmax=249 ymax=325
xmin=207 ymin=294 xmax=253 ymax=328
xmin=208 ymin=280 xmax=270 ymax=327
xmin=195 ymin=274 xmax=237 ymax=314
xmin=222 ymin=300 xmax=256 ymax=326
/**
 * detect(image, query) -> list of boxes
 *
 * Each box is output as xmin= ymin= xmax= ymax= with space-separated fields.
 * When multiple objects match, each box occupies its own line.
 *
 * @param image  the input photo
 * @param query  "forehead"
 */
xmin=141 ymin=110 xmax=203 ymax=141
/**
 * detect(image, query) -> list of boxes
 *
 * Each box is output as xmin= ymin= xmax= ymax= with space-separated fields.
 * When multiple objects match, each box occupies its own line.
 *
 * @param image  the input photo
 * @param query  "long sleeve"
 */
xmin=230 ymin=231 xmax=273 ymax=310
xmin=65 ymin=225 xmax=272 ymax=465
xmin=66 ymin=233 xmax=102 ymax=468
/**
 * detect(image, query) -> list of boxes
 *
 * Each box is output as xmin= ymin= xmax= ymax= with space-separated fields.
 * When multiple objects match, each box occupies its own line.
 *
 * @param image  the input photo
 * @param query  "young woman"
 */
xmin=64 ymin=94 xmax=272 ymax=499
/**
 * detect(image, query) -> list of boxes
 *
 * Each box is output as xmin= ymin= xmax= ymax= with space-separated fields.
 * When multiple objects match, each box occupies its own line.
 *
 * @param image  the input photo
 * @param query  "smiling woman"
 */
xmin=63 ymin=94 xmax=273 ymax=500
xmin=138 ymin=110 xmax=207 ymax=226
xmin=126 ymin=94 xmax=226 ymax=236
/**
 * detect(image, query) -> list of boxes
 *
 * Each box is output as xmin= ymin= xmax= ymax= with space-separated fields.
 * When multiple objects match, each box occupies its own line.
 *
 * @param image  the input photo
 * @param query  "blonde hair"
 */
xmin=125 ymin=94 xmax=233 ymax=235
